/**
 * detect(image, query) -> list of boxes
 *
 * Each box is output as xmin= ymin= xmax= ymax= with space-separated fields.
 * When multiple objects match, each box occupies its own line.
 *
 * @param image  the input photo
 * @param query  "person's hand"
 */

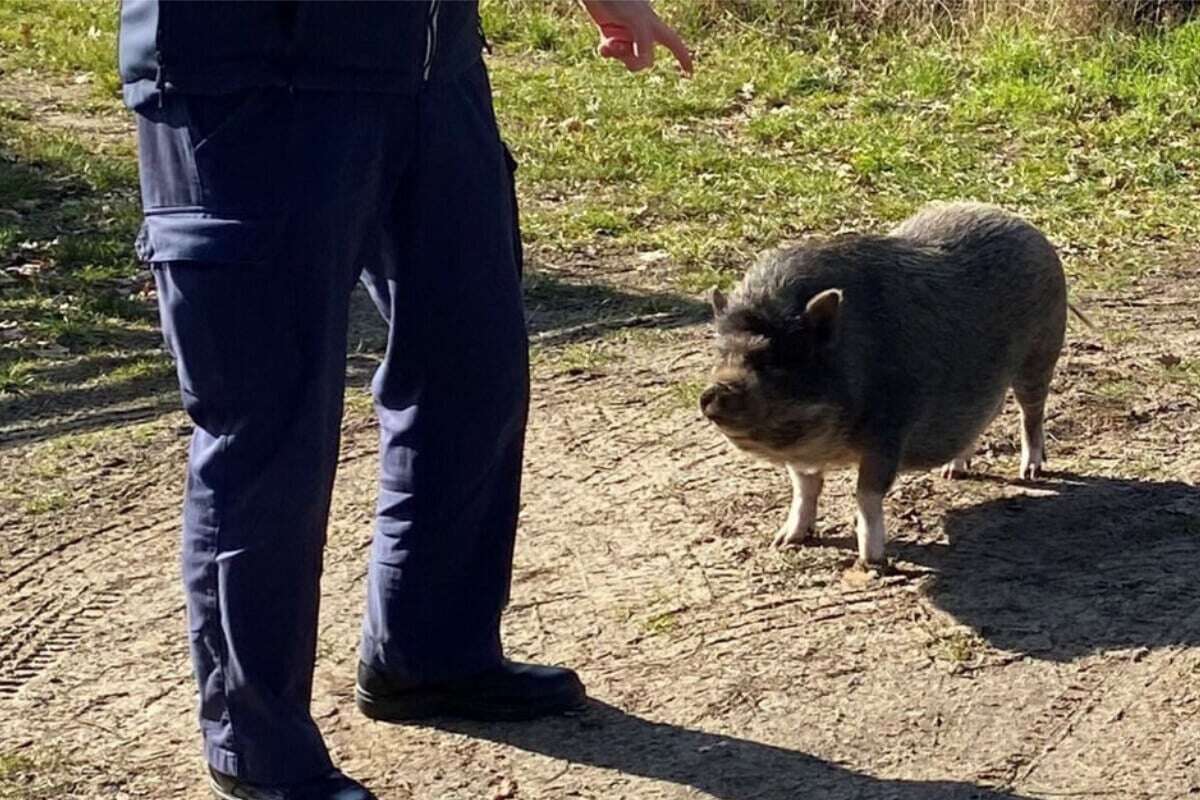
xmin=580 ymin=0 xmax=693 ymax=75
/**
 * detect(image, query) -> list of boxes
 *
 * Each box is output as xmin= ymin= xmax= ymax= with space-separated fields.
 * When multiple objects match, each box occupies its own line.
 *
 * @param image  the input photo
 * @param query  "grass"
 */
xmin=931 ymin=629 xmax=985 ymax=665
xmin=0 ymin=753 xmax=35 ymax=781
xmin=669 ymin=379 xmax=707 ymax=411
xmin=0 ymin=0 xmax=122 ymax=98
xmin=2 ymin=1 xmax=1200 ymax=416
xmin=535 ymin=340 xmax=623 ymax=376
xmin=0 ymin=748 xmax=76 ymax=800
xmin=21 ymin=488 xmax=70 ymax=515
xmin=642 ymin=608 xmax=682 ymax=636
xmin=1161 ymin=358 xmax=1200 ymax=398
xmin=483 ymin=9 xmax=1200 ymax=292
xmin=0 ymin=76 xmax=152 ymax=406
xmin=1095 ymin=376 xmax=1142 ymax=404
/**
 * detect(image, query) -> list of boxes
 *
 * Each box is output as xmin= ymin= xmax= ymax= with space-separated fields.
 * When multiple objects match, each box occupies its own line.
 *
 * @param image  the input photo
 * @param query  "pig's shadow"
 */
xmin=902 ymin=474 xmax=1200 ymax=661
xmin=433 ymin=700 xmax=1034 ymax=800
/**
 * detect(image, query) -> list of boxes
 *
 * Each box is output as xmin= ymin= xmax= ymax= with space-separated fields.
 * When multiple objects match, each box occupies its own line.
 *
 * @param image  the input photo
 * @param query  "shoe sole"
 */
xmin=207 ymin=777 xmax=241 ymax=800
xmin=355 ymin=683 xmax=586 ymax=723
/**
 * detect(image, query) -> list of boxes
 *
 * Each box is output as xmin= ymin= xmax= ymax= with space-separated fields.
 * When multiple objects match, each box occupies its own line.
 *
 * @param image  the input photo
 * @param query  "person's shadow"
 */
xmin=435 ymin=702 xmax=1030 ymax=799
xmin=904 ymin=473 xmax=1200 ymax=660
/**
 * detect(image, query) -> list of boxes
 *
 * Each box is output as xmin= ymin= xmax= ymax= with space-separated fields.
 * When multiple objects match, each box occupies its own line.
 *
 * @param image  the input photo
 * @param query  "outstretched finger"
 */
xmin=654 ymin=20 xmax=693 ymax=75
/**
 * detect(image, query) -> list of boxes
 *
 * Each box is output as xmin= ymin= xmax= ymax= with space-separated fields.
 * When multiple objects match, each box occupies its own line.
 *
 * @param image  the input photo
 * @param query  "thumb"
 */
xmin=597 ymin=22 xmax=634 ymax=61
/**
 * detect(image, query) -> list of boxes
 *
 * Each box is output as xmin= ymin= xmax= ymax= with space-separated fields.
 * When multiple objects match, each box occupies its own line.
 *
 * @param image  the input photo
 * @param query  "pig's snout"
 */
xmin=700 ymin=383 xmax=747 ymax=425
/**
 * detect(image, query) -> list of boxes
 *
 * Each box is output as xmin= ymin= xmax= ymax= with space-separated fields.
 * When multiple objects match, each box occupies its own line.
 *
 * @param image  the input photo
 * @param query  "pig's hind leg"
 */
xmin=774 ymin=465 xmax=823 ymax=548
xmin=1015 ymin=389 xmax=1047 ymax=480
xmin=940 ymin=447 xmax=974 ymax=480
xmin=939 ymin=394 xmax=1004 ymax=480
xmin=1014 ymin=355 xmax=1058 ymax=481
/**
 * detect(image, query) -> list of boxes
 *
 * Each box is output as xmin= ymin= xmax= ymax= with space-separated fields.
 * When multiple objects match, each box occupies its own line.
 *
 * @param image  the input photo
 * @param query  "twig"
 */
xmin=529 ymin=311 xmax=689 ymax=345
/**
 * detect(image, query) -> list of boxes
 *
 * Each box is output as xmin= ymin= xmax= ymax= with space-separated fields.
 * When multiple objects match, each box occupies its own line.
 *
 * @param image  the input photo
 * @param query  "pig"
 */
xmin=699 ymin=202 xmax=1067 ymax=567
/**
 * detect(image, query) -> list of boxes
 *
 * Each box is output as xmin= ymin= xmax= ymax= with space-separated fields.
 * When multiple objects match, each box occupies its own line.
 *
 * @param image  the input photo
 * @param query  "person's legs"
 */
xmin=137 ymin=89 xmax=396 ymax=784
xmin=358 ymin=62 xmax=531 ymax=684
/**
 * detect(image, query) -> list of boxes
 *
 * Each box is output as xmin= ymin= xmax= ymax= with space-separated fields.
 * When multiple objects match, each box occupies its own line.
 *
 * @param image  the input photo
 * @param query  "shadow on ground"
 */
xmin=435 ymin=701 xmax=1030 ymax=799
xmin=0 ymin=130 xmax=163 ymax=448
xmin=348 ymin=269 xmax=709 ymax=355
xmin=523 ymin=270 xmax=709 ymax=345
xmin=908 ymin=474 xmax=1200 ymax=661
xmin=3 ymin=269 xmax=707 ymax=449
xmin=345 ymin=268 xmax=707 ymax=387
xmin=0 ymin=349 xmax=177 ymax=448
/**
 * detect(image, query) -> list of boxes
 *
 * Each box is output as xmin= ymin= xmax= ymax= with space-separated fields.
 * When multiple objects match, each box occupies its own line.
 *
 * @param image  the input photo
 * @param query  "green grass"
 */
xmin=2 ymin=1 xmax=1199 ymax=413
xmin=669 ymin=378 xmax=707 ymax=411
xmin=0 ymin=752 xmax=35 ymax=781
xmin=0 ymin=4 xmax=156 ymax=405
xmin=642 ymin=608 xmax=682 ymax=636
xmin=0 ymin=0 xmax=122 ymax=98
xmin=1161 ymin=358 xmax=1200 ymax=398
xmin=535 ymin=340 xmax=623 ymax=376
xmin=930 ymin=629 xmax=985 ymax=665
xmin=22 ymin=488 xmax=70 ymax=515
xmin=1095 ymin=375 xmax=1142 ymax=405
xmin=0 ymin=748 xmax=76 ymax=800
xmin=480 ymin=4 xmax=1200 ymax=291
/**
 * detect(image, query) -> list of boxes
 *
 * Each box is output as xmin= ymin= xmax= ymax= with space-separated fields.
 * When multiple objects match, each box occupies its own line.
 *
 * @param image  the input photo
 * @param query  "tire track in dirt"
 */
xmin=972 ymin=490 xmax=1200 ymax=792
xmin=980 ymin=600 xmax=1200 ymax=793
xmin=0 ymin=586 xmax=122 ymax=697
xmin=0 ymin=510 xmax=178 ymax=705
xmin=700 ymin=581 xmax=918 ymax=651
xmin=0 ymin=418 xmax=385 ymax=705
xmin=975 ymin=655 xmax=1115 ymax=790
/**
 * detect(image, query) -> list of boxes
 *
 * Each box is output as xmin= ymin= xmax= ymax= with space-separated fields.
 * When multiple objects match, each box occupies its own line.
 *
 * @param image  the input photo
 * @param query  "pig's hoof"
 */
xmin=940 ymin=458 xmax=971 ymax=480
xmin=773 ymin=525 xmax=813 ymax=549
xmin=1019 ymin=458 xmax=1044 ymax=481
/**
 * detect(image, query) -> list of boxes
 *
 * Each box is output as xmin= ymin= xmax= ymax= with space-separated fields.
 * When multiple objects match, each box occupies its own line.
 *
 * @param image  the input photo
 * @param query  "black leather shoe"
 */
xmin=208 ymin=767 xmax=376 ymax=800
xmin=356 ymin=659 xmax=587 ymax=722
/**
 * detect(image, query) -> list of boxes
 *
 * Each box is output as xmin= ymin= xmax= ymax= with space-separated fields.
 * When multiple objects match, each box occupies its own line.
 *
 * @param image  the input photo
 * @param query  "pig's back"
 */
xmin=883 ymin=201 xmax=1065 ymax=346
xmin=858 ymin=203 xmax=1065 ymax=467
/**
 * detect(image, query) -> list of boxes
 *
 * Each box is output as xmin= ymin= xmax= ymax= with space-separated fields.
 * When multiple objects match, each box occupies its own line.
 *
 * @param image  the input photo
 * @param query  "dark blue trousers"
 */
xmin=135 ymin=63 xmax=527 ymax=784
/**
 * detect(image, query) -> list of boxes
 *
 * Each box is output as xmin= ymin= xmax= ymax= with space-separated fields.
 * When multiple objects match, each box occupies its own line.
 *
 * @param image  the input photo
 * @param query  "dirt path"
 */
xmin=4 ymin=258 xmax=1199 ymax=799
xmin=3 ymin=88 xmax=1200 ymax=799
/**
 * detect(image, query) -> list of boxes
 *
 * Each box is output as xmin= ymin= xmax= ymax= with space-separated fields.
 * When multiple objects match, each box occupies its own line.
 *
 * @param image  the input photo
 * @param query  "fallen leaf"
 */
xmin=1157 ymin=353 xmax=1182 ymax=368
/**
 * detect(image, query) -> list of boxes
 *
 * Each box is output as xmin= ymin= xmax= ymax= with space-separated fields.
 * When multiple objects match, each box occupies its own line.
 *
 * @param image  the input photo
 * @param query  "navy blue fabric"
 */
xmin=139 ymin=63 xmax=526 ymax=784
xmin=119 ymin=0 xmax=484 ymax=109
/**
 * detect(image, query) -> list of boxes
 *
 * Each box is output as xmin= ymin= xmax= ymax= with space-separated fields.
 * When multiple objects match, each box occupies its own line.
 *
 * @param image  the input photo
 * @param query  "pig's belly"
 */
xmin=900 ymin=384 xmax=1009 ymax=469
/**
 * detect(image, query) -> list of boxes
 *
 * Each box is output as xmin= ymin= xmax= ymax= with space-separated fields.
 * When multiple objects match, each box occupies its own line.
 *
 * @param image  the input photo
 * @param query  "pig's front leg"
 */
xmin=773 ymin=465 xmax=823 ymax=548
xmin=855 ymin=448 xmax=899 ymax=566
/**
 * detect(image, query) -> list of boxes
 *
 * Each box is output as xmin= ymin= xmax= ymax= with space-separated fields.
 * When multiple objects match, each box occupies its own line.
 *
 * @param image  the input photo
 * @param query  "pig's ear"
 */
xmin=803 ymin=288 xmax=842 ymax=340
xmin=709 ymin=287 xmax=729 ymax=317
